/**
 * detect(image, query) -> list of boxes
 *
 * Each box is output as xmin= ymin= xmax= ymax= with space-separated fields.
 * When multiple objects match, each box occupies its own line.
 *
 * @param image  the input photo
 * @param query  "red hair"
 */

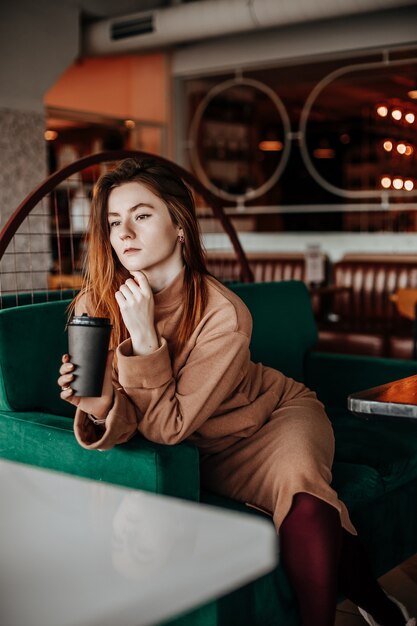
xmin=70 ymin=158 xmax=209 ymax=350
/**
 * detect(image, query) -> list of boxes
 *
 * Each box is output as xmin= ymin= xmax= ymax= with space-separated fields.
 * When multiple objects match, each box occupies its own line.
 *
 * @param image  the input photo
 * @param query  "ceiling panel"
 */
xmin=67 ymin=0 xmax=189 ymax=19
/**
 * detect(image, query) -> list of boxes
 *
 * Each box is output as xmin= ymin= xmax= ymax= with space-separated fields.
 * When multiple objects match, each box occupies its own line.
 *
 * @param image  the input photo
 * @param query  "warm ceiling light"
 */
xmin=258 ymin=140 xmax=283 ymax=151
xmin=383 ymin=140 xmax=393 ymax=152
xmin=404 ymin=180 xmax=414 ymax=191
xmin=392 ymin=109 xmax=402 ymax=121
xmin=397 ymin=143 xmax=406 ymax=154
xmin=124 ymin=119 xmax=136 ymax=129
xmin=393 ymin=178 xmax=404 ymax=190
xmin=405 ymin=112 xmax=415 ymax=124
xmin=408 ymin=90 xmax=417 ymax=100
xmin=376 ymin=105 xmax=388 ymax=117
xmin=405 ymin=145 xmax=413 ymax=156
xmin=313 ymin=148 xmax=335 ymax=159
xmin=44 ymin=130 xmax=58 ymax=141
xmin=381 ymin=176 xmax=391 ymax=189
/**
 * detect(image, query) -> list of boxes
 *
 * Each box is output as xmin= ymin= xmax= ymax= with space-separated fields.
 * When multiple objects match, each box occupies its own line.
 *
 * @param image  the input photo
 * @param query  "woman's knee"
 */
xmin=283 ymin=492 xmax=340 ymax=531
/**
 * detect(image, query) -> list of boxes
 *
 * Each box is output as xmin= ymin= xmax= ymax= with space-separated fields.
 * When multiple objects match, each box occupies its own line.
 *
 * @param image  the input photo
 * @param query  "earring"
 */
xmin=178 ymin=234 xmax=185 ymax=243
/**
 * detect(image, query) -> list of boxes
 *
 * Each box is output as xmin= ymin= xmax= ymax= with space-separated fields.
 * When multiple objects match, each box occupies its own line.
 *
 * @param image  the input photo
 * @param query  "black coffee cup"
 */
xmin=67 ymin=314 xmax=112 ymax=397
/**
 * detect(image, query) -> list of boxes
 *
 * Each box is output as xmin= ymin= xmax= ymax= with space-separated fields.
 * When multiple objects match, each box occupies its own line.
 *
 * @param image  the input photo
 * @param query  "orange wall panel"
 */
xmin=44 ymin=54 xmax=169 ymax=123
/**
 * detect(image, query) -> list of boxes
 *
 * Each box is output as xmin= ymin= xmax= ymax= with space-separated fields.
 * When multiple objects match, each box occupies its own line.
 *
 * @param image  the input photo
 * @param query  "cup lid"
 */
xmin=69 ymin=314 xmax=112 ymax=327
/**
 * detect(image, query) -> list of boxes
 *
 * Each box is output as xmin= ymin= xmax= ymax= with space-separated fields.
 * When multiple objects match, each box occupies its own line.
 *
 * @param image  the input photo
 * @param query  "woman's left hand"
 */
xmin=58 ymin=350 xmax=115 ymax=417
xmin=115 ymin=271 xmax=159 ymax=356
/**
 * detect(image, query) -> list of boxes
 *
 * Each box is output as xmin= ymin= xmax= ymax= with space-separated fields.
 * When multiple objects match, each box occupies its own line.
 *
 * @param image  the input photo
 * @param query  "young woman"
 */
xmin=58 ymin=158 xmax=415 ymax=626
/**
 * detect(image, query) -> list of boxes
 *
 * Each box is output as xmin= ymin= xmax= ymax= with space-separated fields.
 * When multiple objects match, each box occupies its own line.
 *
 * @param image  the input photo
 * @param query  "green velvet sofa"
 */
xmin=1 ymin=280 xmax=417 ymax=626
xmin=0 ymin=288 xmax=78 ymax=309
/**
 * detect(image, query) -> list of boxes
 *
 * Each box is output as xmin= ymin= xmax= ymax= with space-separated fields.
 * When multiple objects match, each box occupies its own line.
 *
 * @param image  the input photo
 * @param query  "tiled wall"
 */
xmin=0 ymin=107 xmax=50 ymax=293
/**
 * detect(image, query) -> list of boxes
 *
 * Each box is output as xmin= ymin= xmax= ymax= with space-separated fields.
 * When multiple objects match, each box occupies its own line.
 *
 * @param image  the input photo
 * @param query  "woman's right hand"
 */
xmin=57 ymin=351 xmax=115 ymax=418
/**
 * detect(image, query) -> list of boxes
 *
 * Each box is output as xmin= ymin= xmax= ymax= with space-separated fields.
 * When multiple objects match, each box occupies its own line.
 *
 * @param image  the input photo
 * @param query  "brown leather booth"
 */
xmin=207 ymin=251 xmax=417 ymax=359
xmin=206 ymin=251 xmax=328 ymax=318
xmin=206 ymin=251 xmax=307 ymax=283
xmin=317 ymin=254 xmax=417 ymax=359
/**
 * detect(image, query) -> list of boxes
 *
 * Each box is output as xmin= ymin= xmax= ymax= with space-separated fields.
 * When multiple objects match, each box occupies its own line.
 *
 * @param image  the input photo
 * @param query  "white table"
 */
xmin=0 ymin=460 xmax=278 ymax=626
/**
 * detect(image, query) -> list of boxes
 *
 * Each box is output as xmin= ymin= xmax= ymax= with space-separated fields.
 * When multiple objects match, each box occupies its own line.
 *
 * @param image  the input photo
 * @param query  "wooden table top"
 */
xmin=348 ymin=374 xmax=417 ymax=420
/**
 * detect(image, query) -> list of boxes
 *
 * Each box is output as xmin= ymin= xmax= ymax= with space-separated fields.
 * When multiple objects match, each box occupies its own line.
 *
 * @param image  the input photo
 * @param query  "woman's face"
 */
xmin=107 ymin=181 xmax=183 ymax=278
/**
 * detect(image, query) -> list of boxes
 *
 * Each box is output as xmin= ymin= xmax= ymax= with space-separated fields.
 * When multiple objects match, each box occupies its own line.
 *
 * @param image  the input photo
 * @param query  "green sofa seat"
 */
xmin=0 ymin=410 xmax=199 ymax=499
xmin=0 ymin=300 xmax=199 ymax=501
xmin=331 ymin=410 xmax=417 ymax=491
xmin=331 ymin=461 xmax=385 ymax=503
xmin=1 ymin=281 xmax=417 ymax=626
xmin=0 ymin=289 xmax=78 ymax=309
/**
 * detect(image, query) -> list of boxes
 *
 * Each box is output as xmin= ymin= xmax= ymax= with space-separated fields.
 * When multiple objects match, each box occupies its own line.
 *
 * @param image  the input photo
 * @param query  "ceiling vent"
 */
xmin=82 ymin=0 xmax=416 ymax=56
xmin=111 ymin=14 xmax=154 ymax=41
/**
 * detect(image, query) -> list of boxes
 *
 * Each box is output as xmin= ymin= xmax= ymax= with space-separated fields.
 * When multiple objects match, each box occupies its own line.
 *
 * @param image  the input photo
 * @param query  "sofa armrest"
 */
xmin=305 ymin=351 xmax=417 ymax=410
xmin=0 ymin=411 xmax=200 ymax=502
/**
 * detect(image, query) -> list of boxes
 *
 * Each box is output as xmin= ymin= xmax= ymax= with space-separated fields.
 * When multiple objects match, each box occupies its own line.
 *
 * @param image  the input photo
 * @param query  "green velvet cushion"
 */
xmin=349 ymin=479 xmax=417 ymax=577
xmin=331 ymin=461 xmax=385 ymax=505
xmin=329 ymin=408 xmax=417 ymax=492
xmin=0 ymin=298 xmax=201 ymax=502
xmin=305 ymin=351 xmax=417 ymax=409
xmin=0 ymin=411 xmax=200 ymax=501
xmin=230 ymin=281 xmax=317 ymax=382
xmin=0 ymin=289 xmax=78 ymax=309
xmin=0 ymin=300 xmax=74 ymax=416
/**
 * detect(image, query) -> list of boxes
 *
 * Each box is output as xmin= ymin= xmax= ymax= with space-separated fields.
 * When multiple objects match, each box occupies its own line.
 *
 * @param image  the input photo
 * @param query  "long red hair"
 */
xmin=70 ymin=158 xmax=209 ymax=350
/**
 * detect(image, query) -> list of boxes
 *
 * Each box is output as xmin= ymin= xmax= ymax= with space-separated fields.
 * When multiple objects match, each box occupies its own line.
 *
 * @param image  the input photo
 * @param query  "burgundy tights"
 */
xmin=280 ymin=493 xmax=405 ymax=626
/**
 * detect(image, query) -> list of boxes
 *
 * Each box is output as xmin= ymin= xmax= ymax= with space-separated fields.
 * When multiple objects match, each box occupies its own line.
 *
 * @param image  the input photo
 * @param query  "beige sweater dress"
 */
xmin=74 ymin=269 xmax=356 ymax=534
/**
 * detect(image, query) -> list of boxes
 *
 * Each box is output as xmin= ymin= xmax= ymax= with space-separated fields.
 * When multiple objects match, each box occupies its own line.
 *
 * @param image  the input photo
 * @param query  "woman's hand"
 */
xmin=58 ymin=351 xmax=115 ymax=418
xmin=115 ymin=271 xmax=159 ymax=356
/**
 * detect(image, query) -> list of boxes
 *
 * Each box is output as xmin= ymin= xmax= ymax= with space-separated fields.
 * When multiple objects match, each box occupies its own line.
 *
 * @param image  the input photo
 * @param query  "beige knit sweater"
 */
xmin=74 ymin=269 xmax=293 ymax=452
